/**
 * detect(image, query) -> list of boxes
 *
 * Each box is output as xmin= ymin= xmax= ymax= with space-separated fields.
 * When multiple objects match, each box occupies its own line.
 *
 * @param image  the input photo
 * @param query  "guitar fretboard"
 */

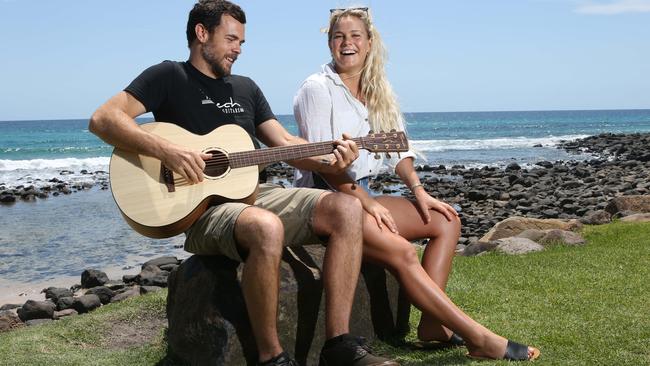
xmin=229 ymin=137 xmax=364 ymax=168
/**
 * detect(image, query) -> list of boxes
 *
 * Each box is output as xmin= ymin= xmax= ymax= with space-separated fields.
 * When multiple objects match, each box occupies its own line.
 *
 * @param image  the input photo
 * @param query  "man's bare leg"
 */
xmin=310 ymin=192 xmax=364 ymax=338
xmin=235 ymin=207 xmax=285 ymax=362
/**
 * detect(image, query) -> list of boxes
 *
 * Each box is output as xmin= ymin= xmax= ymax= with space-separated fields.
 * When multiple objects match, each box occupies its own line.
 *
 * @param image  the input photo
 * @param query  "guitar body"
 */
xmin=109 ymin=123 xmax=259 ymax=238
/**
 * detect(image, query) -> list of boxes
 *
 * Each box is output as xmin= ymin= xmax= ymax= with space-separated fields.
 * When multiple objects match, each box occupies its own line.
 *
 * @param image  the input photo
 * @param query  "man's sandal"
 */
xmin=467 ymin=340 xmax=541 ymax=361
xmin=412 ymin=333 xmax=465 ymax=349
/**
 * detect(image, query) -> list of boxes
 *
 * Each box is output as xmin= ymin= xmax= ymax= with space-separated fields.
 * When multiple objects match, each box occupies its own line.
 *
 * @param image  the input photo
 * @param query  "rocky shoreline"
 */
xmin=0 ymin=257 xmax=178 ymax=332
xmin=2 ymin=133 xmax=649 ymax=242
xmin=270 ymin=132 xmax=650 ymax=246
xmin=0 ymin=169 xmax=109 ymax=203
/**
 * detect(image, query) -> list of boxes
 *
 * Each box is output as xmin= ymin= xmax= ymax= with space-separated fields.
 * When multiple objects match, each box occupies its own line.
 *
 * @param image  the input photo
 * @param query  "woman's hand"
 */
xmin=413 ymin=187 xmax=459 ymax=223
xmin=363 ymin=197 xmax=399 ymax=233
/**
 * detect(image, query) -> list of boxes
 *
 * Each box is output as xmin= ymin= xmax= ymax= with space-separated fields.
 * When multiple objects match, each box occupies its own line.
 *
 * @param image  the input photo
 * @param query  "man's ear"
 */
xmin=195 ymin=23 xmax=208 ymax=43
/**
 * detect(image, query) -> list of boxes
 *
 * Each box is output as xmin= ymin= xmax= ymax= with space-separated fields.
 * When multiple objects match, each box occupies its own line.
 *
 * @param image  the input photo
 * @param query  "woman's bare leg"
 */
xmin=374 ymin=195 xmax=460 ymax=341
xmin=364 ymin=196 xmax=536 ymax=358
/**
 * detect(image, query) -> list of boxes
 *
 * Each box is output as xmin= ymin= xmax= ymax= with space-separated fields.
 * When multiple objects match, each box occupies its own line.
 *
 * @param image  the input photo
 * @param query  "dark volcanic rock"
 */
xmin=142 ymin=256 xmax=180 ymax=269
xmin=167 ymin=247 xmax=408 ymax=366
xmin=17 ymin=300 xmax=56 ymax=321
xmin=85 ymin=286 xmax=115 ymax=305
xmin=136 ymin=264 xmax=169 ymax=287
xmin=56 ymin=297 xmax=75 ymax=311
xmin=81 ymin=269 xmax=109 ymax=288
xmin=72 ymin=294 xmax=102 ymax=314
xmin=44 ymin=287 xmax=74 ymax=303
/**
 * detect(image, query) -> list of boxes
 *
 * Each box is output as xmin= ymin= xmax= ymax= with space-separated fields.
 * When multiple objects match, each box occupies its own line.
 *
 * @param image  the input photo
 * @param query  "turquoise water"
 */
xmin=2 ymin=110 xmax=650 ymax=187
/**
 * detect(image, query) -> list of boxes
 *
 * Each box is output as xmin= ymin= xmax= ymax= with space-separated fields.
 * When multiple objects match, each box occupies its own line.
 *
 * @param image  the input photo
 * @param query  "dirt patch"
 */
xmin=101 ymin=314 xmax=168 ymax=349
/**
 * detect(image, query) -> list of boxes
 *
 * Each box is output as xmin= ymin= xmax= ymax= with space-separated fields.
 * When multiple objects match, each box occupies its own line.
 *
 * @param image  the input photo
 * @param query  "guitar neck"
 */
xmin=229 ymin=137 xmax=364 ymax=168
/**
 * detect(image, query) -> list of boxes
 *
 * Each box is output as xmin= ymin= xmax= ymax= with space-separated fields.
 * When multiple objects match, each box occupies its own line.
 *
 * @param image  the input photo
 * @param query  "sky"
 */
xmin=0 ymin=0 xmax=649 ymax=121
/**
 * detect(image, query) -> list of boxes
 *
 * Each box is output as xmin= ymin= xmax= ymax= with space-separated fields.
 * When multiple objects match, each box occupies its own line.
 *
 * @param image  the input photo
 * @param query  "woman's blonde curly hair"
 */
xmin=327 ymin=7 xmax=404 ymax=133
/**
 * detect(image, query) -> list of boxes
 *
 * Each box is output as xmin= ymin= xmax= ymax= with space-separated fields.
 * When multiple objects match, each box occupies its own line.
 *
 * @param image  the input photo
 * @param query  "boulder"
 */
xmin=85 ymin=286 xmax=115 ymax=305
xmin=0 ymin=310 xmax=23 ymax=332
xmin=81 ymin=269 xmax=109 ymax=288
xmin=44 ymin=287 xmax=74 ymax=303
xmin=136 ymin=264 xmax=169 ymax=287
xmin=142 ymin=256 xmax=180 ymax=269
xmin=72 ymin=294 xmax=102 ymax=314
xmin=538 ymin=229 xmax=586 ymax=245
xmin=605 ymin=195 xmax=650 ymax=215
xmin=479 ymin=216 xmax=582 ymax=242
xmin=494 ymin=237 xmax=544 ymax=255
xmin=17 ymin=300 xmax=56 ymax=321
xmin=515 ymin=229 xmax=547 ymax=242
xmin=580 ymin=210 xmax=612 ymax=225
xmin=620 ymin=213 xmax=650 ymax=223
xmin=166 ymin=246 xmax=409 ymax=366
xmin=461 ymin=241 xmax=499 ymax=256
xmin=111 ymin=286 xmax=141 ymax=303
xmin=56 ymin=297 xmax=75 ymax=311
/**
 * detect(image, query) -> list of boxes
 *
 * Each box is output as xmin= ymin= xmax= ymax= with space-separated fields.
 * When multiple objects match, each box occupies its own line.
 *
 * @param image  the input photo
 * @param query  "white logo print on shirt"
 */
xmin=216 ymin=97 xmax=244 ymax=114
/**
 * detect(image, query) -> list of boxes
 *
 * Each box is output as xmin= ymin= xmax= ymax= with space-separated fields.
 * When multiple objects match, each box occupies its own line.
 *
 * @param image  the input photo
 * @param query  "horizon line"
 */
xmin=2 ymin=107 xmax=650 ymax=123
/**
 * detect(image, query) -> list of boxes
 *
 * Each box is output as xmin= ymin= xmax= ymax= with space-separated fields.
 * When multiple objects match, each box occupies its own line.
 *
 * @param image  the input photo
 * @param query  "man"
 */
xmin=89 ymin=1 xmax=398 ymax=366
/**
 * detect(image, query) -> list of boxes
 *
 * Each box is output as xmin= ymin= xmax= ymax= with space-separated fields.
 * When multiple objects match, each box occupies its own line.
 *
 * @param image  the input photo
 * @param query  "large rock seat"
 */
xmin=166 ymin=245 xmax=409 ymax=366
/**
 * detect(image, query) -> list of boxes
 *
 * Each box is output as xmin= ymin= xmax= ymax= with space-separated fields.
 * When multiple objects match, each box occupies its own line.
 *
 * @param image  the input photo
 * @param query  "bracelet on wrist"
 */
xmin=410 ymin=183 xmax=424 ymax=191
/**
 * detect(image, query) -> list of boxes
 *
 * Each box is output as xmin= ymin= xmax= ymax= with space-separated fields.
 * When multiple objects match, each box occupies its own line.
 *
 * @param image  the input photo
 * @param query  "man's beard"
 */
xmin=202 ymin=46 xmax=231 ymax=77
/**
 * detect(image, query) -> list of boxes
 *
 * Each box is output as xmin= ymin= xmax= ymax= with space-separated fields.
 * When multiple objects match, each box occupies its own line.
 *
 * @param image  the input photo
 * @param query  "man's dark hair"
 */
xmin=186 ymin=0 xmax=246 ymax=47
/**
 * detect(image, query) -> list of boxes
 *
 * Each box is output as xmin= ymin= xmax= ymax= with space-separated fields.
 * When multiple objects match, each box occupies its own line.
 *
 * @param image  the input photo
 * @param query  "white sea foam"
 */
xmin=0 ymin=157 xmax=110 ymax=188
xmin=409 ymin=134 xmax=589 ymax=152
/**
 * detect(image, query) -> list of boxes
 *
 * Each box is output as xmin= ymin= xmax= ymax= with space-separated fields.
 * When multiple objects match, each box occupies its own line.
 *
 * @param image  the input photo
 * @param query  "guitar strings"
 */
xmin=168 ymin=135 xmax=402 ymax=173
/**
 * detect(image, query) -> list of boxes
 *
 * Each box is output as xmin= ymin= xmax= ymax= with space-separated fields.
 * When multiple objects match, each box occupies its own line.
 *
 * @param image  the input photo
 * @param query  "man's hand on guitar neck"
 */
xmin=316 ymin=133 xmax=360 ymax=175
xmin=160 ymin=142 xmax=213 ymax=184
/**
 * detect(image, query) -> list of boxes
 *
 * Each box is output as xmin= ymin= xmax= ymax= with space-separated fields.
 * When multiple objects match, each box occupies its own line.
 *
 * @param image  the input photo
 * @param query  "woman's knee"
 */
xmin=426 ymin=210 xmax=461 ymax=238
xmin=381 ymin=241 xmax=421 ymax=270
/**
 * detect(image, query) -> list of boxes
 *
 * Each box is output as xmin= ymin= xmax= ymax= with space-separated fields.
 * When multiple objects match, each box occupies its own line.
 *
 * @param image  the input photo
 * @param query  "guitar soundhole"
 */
xmin=203 ymin=149 xmax=230 ymax=179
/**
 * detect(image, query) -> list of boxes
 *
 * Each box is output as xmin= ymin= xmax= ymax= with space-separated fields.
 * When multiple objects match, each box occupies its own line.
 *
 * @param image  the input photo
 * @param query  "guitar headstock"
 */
xmin=359 ymin=130 xmax=409 ymax=153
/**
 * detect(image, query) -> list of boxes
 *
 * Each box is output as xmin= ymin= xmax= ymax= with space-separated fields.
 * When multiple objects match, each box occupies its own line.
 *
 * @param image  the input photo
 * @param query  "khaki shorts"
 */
xmin=184 ymin=183 xmax=326 ymax=261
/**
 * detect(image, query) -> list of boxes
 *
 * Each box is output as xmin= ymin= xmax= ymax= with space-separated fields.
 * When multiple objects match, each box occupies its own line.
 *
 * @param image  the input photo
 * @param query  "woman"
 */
xmin=293 ymin=7 xmax=540 ymax=361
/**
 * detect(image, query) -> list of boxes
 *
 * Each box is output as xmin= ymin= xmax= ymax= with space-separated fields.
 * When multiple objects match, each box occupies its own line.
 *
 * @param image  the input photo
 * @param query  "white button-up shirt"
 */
xmin=293 ymin=63 xmax=415 ymax=188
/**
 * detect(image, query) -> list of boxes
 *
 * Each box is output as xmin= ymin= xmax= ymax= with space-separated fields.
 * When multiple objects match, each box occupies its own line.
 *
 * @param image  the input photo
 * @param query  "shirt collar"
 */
xmin=322 ymin=62 xmax=346 ymax=87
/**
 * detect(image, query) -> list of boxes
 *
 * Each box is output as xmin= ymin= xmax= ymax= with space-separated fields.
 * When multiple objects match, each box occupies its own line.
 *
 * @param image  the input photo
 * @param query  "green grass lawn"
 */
xmin=1 ymin=221 xmax=648 ymax=365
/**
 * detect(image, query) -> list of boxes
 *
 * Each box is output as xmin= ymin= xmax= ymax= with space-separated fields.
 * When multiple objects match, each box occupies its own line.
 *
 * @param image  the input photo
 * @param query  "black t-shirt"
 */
xmin=125 ymin=61 xmax=275 ymax=146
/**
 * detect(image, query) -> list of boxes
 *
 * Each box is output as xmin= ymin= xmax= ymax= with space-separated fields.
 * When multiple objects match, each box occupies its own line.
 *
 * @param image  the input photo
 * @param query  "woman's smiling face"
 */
xmin=329 ymin=15 xmax=371 ymax=75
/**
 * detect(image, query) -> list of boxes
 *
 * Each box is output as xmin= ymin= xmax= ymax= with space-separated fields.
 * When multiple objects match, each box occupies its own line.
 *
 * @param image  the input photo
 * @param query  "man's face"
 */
xmin=201 ymin=14 xmax=245 ymax=77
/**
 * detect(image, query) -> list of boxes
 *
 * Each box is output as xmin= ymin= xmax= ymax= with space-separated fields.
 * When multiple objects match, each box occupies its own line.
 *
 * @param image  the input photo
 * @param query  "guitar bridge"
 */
xmin=161 ymin=165 xmax=175 ymax=192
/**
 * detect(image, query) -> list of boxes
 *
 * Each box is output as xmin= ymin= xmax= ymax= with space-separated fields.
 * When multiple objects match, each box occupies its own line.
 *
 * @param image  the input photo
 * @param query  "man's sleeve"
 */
xmin=251 ymin=80 xmax=277 ymax=126
xmin=124 ymin=61 xmax=173 ymax=113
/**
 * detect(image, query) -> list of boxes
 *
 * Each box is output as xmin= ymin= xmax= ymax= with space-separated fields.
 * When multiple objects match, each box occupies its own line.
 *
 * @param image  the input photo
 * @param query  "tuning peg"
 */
xmin=374 ymin=153 xmax=381 ymax=160
xmin=385 ymin=152 xmax=392 ymax=159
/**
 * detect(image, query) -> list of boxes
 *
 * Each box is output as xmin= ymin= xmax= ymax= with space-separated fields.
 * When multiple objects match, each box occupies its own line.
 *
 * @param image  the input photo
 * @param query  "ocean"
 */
xmin=1 ymin=109 xmax=650 ymax=302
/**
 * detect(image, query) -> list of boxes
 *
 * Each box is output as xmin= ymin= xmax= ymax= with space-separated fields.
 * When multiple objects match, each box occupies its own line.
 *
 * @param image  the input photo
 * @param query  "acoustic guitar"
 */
xmin=109 ymin=122 xmax=409 ymax=238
